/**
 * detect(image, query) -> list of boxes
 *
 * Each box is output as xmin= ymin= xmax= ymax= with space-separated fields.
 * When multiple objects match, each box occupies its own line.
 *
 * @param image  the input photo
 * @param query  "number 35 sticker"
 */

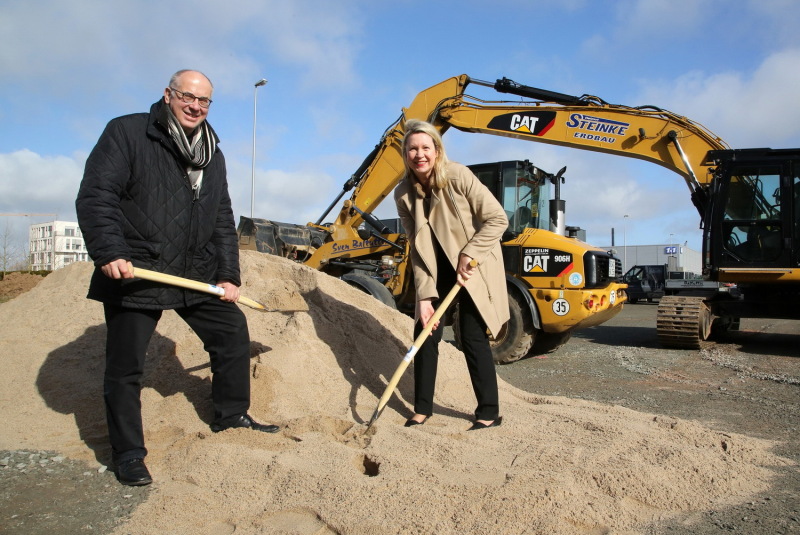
xmin=552 ymin=298 xmax=570 ymax=316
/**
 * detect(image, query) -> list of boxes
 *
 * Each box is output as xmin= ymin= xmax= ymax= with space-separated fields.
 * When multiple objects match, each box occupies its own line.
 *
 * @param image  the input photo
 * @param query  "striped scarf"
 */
xmin=164 ymin=104 xmax=216 ymax=198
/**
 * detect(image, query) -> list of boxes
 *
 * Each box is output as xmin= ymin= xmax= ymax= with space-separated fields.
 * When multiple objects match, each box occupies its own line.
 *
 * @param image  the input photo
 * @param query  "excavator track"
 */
xmin=656 ymin=296 xmax=712 ymax=349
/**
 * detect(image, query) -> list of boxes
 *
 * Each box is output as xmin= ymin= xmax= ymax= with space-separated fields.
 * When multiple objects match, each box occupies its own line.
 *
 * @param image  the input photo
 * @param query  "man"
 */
xmin=76 ymin=69 xmax=279 ymax=487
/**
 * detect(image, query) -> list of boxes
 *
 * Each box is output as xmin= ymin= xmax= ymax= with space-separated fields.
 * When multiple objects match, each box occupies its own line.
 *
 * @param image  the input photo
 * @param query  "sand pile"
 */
xmin=0 ymin=251 xmax=791 ymax=534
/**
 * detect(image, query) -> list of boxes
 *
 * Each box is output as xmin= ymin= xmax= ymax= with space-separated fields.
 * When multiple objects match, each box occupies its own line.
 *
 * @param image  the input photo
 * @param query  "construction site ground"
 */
xmin=1 ymin=269 xmax=799 ymax=534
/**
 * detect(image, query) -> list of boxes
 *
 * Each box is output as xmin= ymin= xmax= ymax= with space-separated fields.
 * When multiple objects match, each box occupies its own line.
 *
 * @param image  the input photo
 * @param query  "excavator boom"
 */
xmin=336 ymin=75 xmax=728 ymax=239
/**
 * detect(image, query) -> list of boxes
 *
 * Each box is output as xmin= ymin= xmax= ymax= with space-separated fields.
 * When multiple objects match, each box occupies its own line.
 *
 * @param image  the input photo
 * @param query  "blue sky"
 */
xmin=2 ymin=0 xmax=800 ymax=256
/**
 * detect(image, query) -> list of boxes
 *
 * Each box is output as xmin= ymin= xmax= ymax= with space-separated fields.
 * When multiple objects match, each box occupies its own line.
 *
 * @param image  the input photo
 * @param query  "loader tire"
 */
xmin=532 ymin=330 xmax=572 ymax=354
xmin=341 ymin=272 xmax=397 ymax=309
xmin=453 ymin=292 xmax=534 ymax=365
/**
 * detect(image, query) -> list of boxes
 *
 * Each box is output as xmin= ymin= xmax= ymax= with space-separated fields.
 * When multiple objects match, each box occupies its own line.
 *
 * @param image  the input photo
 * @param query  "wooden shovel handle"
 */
xmin=130 ymin=267 xmax=266 ymax=310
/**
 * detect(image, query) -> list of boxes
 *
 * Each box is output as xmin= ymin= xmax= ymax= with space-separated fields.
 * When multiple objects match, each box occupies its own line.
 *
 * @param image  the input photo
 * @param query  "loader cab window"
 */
xmin=721 ymin=165 xmax=783 ymax=263
xmin=470 ymin=166 xmax=501 ymax=201
xmin=469 ymin=160 xmax=549 ymax=235
xmin=471 ymin=161 xmax=517 ymax=227
xmin=504 ymin=162 xmax=547 ymax=234
xmin=504 ymin=165 xmax=532 ymax=233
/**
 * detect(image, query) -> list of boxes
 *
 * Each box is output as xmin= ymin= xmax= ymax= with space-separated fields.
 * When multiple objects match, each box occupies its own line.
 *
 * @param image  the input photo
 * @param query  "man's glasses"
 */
xmin=170 ymin=88 xmax=212 ymax=108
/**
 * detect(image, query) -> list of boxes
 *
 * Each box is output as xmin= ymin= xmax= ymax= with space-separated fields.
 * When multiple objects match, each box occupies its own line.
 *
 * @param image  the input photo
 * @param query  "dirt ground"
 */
xmin=1 ymin=265 xmax=798 ymax=534
xmin=0 ymin=271 xmax=44 ymax=302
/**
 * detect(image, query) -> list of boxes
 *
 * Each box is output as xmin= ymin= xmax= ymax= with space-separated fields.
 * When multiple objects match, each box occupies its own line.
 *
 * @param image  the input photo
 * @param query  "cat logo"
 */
xmin=487 ymin=111 xmax=557 ymax=137
xmin=524 ymin=255 xmax=548 ymax=272
xmin=510 ymin=114 xmax=539 ymax=134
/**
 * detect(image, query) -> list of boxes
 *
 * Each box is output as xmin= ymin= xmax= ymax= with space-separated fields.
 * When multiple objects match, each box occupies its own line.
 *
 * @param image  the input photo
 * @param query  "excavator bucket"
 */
xmin=237 ymin=216 xmax=326 ymax=259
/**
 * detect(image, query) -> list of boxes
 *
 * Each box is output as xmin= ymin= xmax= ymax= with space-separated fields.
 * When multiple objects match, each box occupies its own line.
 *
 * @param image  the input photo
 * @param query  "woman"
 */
xmin=394 ymin=119 xmax=510 ymax=430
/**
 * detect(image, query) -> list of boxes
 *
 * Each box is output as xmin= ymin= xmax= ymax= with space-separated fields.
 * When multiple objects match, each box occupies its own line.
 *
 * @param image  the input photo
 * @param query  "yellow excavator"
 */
xmin=434 ymin=75 xmax=800 ymax=349
xmin=240 ymin=74 xmax=800 ymax=356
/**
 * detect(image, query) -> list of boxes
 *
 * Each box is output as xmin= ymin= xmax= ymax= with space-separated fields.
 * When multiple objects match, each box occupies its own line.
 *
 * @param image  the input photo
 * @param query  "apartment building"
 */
xmin=29 ymin=221 xmax=89 ymax=271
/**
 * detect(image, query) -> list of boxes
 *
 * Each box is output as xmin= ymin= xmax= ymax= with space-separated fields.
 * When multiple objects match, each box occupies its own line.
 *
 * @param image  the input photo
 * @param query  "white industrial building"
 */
xmin=602 ymin=243 xmax=702 ymax=276
xmin=29 ymin=221 xmax=89 ymax=271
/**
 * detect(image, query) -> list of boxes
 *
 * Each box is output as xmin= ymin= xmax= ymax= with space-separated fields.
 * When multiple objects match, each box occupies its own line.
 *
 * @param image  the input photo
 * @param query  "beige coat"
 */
xmin=394 ymin=162 xmax=510 ymax=337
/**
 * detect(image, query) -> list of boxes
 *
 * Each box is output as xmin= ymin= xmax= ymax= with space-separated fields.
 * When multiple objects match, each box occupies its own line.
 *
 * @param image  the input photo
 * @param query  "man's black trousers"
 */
xmin=103 ymin=299 xmax=250 ymax=464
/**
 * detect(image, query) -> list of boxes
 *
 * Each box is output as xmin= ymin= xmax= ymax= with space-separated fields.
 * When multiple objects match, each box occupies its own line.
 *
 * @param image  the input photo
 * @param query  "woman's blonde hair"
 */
xmin=401 ymin=119 xmax=450 ymax=189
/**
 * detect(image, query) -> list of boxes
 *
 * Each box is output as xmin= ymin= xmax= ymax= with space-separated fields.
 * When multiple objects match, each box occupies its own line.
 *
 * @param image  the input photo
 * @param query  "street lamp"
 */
xmin=623 ymin=214 xmax=629 ymax=272
xmin=251 ymin=78 xmax=268 ymax=218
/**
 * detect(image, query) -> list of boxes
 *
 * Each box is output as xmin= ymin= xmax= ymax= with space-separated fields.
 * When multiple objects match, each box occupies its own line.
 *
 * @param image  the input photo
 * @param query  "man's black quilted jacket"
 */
xmin=76 ymin=99 xmax=240 ymax=310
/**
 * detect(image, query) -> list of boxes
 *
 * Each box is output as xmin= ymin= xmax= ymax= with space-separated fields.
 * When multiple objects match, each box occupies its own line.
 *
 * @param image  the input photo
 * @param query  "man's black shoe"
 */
xmin=115 ymin=458 xmax=152 ymax=486
xmin=211 ymin=414 xmax=280 ymax=433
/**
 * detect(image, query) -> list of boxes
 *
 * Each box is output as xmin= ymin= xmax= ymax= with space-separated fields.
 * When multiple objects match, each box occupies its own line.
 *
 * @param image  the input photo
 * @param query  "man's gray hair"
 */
xmin=169 ymin=70 xmax=213 ymax=89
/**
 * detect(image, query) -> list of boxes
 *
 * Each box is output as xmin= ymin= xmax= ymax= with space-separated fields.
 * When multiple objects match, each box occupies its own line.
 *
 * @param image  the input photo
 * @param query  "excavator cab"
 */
xmin=690 ymin=148 xmax=800 ymax=327
xmin=707 ymin=148 xmax=800 ymax=271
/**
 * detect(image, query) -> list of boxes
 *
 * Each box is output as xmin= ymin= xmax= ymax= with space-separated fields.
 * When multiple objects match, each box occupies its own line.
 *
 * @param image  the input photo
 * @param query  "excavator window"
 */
xmin=794 ymin=175 xmax=800 ymax=263
xmin=722 ymin=166 xmax=783 ymax=262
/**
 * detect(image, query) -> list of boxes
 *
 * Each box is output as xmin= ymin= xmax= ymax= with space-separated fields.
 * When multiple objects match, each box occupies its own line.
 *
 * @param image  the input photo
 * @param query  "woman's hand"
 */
xmin=456 ymin=254 xmax=477 ymax=286
xmin=417 ymin=298 xmax=438 ymax=332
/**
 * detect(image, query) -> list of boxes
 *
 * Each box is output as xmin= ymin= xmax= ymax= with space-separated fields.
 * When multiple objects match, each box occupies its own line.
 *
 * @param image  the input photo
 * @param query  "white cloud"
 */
xmin=0 ymin=0 xmax=364 ymax=93
xmin=636 ymin=48 xmax=800 ymax=147
xmin=255 ymin=2 xmax=364 ymax=90
xmin=225 ymin=155 xmax=339 ymax=226
xmin=623 ymin=0 xmax=708 ymax=34
xmin=0 ymin=150 xmax=85 ymax=221
xmin=256 ymin=168 xmax=338 ymax=224
xmin=0 ymin=149 xmax=85 ymax=263
xmin=579 ymin=0 xmax=712 ymax=63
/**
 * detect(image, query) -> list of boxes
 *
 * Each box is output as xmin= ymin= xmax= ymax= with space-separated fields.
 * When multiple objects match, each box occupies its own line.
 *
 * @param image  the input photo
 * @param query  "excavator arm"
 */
xmin=332 ymin=74 xmax=728 ymax=244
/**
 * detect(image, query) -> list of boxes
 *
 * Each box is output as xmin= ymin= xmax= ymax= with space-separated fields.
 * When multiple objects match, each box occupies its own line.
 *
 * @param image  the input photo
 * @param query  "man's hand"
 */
xmin=216 ymin=281 xmax=240 ymax=302
xmin=101 ymin=259 xmax=134 ymax=279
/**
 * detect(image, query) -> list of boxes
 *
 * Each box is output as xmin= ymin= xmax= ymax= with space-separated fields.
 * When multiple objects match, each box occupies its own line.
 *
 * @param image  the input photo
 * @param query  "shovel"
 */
xmin=366 ymin=277 xmax=466 ymax=429
xmin=130 ymin=266 xmax=307 ymax=312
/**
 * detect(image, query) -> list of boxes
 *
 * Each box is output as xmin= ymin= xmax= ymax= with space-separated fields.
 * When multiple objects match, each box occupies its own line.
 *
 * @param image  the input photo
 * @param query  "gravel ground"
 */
xmin=0 ymin=450 xmax=149 ymax=534
xmin=495 ymin=303 xmax=800 ymax=534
